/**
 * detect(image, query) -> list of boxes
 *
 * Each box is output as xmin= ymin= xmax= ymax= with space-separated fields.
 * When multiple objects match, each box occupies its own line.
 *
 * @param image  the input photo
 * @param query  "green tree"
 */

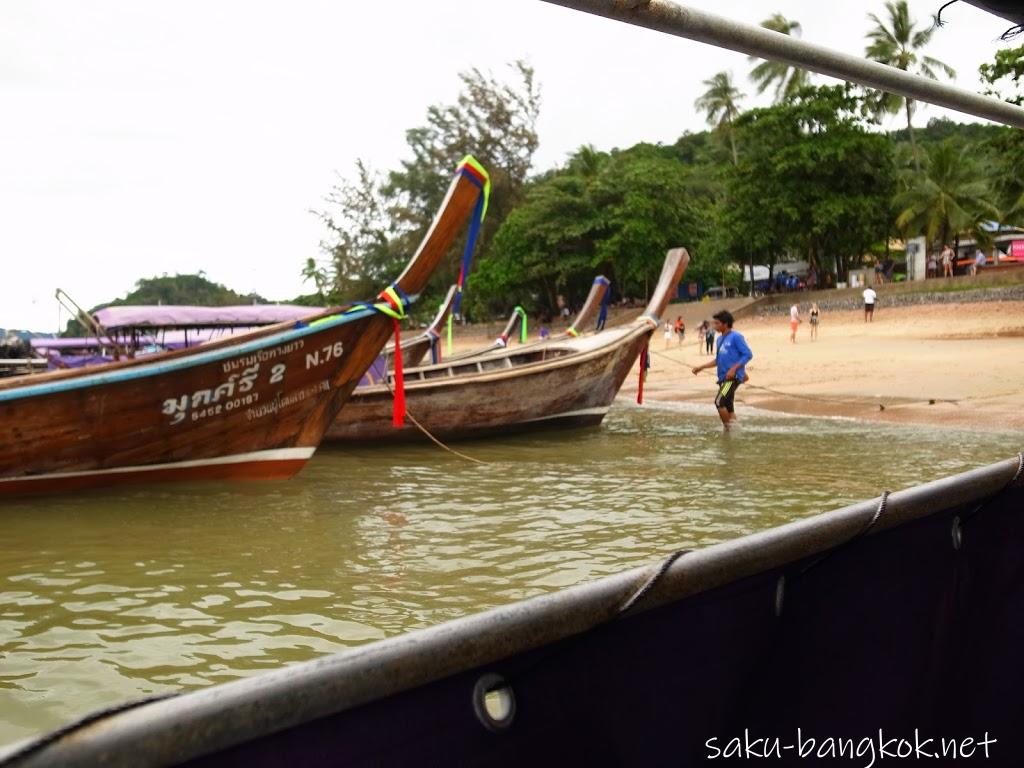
xmin=864 ymin=0 xmax=955 ymax=171
xmin=313 ymin=62 xmax=541 ymax=318
xmin=310 ymin=160 xmax=398 ymax=304
xmin=894 ymin=142 xmax=999 ymax=250
xmin=694 ymin=71 xmax=745 ymax=165
xmin=722 ymin=86 xmax=896 ymax=283
xmin=748 ymin=14 xmax=811 ymax=103
xmin=979 ymin=46 xmax=1024 ymax=220
xmin=979 ymin=44 xmax=1024 ymax=106
xmin=475 ymin=144 xmax=715 ymax=313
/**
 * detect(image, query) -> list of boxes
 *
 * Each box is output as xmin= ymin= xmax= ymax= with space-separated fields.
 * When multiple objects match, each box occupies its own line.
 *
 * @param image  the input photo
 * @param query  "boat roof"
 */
xmin=92 ymin=304 xmax=324 ymax=330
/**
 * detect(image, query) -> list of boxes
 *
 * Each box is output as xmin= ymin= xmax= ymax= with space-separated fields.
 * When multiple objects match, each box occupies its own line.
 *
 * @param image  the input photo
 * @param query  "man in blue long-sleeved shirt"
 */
xmin=691 ymin=310 xmax=753 ymax=430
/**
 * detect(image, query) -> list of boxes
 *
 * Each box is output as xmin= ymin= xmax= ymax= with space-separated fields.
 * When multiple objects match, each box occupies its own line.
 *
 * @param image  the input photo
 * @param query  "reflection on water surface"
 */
xmin=1 ymin=402 xmax=1016 ymax=745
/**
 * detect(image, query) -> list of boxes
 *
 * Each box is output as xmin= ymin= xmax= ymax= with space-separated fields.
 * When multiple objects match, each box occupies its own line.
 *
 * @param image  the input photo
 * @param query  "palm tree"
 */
xmin=748 ymin=14 xmax=811 ymax=103
xmin=694 ymin=71 xmax=745 ymax=165
xmin=864 ymin=0 xmax=956 ymax=171
xmin=894 ymin=142 xmax=998 ymax=251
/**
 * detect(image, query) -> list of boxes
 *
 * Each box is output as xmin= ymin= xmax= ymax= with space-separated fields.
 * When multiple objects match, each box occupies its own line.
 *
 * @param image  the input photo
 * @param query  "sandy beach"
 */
xmin=447 ymin=299 xmax=1024 ymax=432
xmin=627 ymin=300 xmax=1024 ymax=432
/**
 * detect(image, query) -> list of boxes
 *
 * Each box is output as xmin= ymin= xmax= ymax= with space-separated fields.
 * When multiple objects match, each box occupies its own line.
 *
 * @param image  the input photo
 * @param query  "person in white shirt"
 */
xmin=789 ymin=303 xmax=801 ymax=343
xmin=972 ymin=249 xmax=985 ymax=276
xmin=862 ymin=286 xmax=877 ymax=323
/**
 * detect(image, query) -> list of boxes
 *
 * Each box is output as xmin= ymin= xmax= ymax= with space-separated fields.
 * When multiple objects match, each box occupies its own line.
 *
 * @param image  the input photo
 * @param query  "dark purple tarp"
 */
xmin=93 ymin=305 xmax=324 ymax=330
xmin=46 ymin=354 xmax=114 ymax=370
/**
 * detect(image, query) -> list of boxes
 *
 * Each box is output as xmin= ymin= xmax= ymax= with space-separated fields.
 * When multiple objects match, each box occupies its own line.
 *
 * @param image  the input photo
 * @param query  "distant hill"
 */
xmin=101 ymin=273 xmax=268 ymax=309
xmin=62 ymin=273 xmax=271 ymax=336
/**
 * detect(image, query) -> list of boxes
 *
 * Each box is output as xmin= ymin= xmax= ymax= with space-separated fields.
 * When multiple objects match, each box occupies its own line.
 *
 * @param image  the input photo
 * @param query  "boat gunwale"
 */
xmin=0 ymin=309 xmax=367 ymax=403
xmin=355 ymin=322 xmax=649 ymax=395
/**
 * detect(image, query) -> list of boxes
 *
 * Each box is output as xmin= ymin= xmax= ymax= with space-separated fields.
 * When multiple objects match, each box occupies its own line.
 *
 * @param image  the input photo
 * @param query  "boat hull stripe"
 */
xmin=521 ymin=406 xmax=609 ymax=424
xmin=0 ymin=447 xmax=316 ymax=485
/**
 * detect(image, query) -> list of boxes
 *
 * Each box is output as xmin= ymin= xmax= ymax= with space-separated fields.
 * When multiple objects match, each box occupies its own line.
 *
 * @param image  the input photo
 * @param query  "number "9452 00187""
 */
xmin=305 ymin=342 xmax=345 ymax=369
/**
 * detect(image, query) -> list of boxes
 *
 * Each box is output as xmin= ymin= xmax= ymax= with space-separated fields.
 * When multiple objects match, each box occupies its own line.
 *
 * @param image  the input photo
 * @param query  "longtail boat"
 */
xmin=323 ymin=254 xmax=682 ymax=443
xmin=443 ymin=274 xmax=611 ymax=363
xmin=2 ymin=455 xmax=1020 ymax=766
xmin=0 ymin=157 xmax=489 ymax=495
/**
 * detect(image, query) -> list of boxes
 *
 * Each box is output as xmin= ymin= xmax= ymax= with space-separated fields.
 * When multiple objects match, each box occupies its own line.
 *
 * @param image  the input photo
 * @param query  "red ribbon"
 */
xmin=380 ymin=292 xmax=406 ymax=427
xmin=637 ymin=344 xmax=648 ymax=405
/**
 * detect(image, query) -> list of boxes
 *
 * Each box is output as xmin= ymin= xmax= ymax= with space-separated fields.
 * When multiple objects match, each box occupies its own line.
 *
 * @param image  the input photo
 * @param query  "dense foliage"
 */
xmin=305 ymin=23 xmax=1019 ymax=319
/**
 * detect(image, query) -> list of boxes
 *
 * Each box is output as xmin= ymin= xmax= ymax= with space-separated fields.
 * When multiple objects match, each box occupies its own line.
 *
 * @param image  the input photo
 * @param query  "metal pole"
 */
xmin=540 ymin=0 xmax=1024 ymax=129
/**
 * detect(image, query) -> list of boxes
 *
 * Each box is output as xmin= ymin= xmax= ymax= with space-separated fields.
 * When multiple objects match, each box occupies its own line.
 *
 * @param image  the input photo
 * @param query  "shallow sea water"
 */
xmin=1 ymin=401 xmax=1018 ymax=745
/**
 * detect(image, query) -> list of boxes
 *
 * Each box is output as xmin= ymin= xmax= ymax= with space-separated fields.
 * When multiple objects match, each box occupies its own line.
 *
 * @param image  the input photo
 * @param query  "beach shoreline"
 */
xmin=449 ymin=299 xmax=1024 ymax=433
xmin=629 ymin=300 xmax=1024 ymax=432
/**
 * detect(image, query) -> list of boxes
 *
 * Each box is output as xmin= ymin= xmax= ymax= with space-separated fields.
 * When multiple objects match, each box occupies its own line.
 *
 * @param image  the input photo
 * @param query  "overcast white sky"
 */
xmin=2 ymin=0 xmax=1017 ymax=331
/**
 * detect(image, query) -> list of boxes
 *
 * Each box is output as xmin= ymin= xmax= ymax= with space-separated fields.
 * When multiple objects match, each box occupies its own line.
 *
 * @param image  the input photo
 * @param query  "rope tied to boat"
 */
xmin=791 ymin=489 xmax=891 ymax=583
xmin=378 ymin=374 xmax=488 ymax=465
xmin=616 ymin=549 xmax=691 ymax=616
xmin=0 ymin=692 xmax=180 ymax=765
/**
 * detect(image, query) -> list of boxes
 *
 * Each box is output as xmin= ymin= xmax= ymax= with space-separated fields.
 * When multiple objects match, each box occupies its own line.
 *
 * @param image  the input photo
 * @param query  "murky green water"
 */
xmin=1 ymin=403 xmax=1018 ymax=746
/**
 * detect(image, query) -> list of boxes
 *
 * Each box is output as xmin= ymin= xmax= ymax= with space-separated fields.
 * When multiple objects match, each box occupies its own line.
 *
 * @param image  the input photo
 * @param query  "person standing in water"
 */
xmin=691 ymin=310 xmax=753 ymax=431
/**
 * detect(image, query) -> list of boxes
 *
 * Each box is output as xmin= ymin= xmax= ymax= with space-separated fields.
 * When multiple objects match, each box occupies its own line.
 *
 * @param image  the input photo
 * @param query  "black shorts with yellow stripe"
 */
xmin=715 ymin=379 xmax=740 ymax=413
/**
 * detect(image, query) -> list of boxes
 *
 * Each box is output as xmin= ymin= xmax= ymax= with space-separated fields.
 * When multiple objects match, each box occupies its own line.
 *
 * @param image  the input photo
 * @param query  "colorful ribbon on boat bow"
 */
xmin=344 ymin=284 xmax=412 ymax=427
xmin=514 ymin=306 xmax=528 ymax=344
xmin=448 ymin=156 xmax=491 ymax=354
xmin=376 ymin=286 xmax=410 ymax=427
xmin=427 ymin=327 xmax=442 ymax=365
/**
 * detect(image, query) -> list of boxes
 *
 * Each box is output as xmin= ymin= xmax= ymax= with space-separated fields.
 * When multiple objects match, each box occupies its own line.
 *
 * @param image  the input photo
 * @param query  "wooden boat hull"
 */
xmin=325 ymin=327 xmax=649 ymax=443
xmin=5 ymin=456 xmax=1022 ymax=766
xmin=326 ymin=249 xmax=688 ymax=444
xmin=0 ymin=158 xmax=489 ymax=495
xmin=0 ymin=313 xmax=391 ymax=495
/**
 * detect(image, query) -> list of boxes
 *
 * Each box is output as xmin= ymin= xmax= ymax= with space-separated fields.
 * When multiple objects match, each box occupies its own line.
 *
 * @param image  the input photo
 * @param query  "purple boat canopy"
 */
xmin=31 ymin=338 xmax=111 ymax=351
xmin=93 ymin=305 xmax=325 ymax=330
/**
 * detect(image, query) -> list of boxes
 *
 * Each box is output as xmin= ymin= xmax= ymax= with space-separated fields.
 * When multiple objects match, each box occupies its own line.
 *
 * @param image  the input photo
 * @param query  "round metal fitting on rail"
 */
xmin=473 ymin=673 xmax=516 ymax=733
xmin=774 ymin=575 xmax=786 ymax=618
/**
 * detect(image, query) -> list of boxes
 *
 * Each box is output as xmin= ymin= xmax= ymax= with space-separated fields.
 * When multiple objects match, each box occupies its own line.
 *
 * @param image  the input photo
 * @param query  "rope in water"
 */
xmin=380 ymin=376 xmax=488 ymax=465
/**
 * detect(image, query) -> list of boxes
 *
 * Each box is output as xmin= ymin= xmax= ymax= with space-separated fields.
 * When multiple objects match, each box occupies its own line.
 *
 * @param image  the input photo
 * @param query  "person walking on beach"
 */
xmin=809 ymin=302 xmax=820 ymax=341
xmin=674 ymin=316 xmax=685 ymax=346
xmin=789 ymin=303 xmax=801 ymax=343
xmin=863 ymin=286 xmax=877 ymax=322
xmin=695 ymin=320 xmax=708 ymax=355
xmin=691 ymin=310 xmax=753 ymax=431
xmin=973 ymin=248 xmax=985 ymax=276
xmin=663 ymin=320 xmax=674 ymax=349
xmin=704 ymin=322 xmax=715 ymax=356
xmin=927 ymin=252 xmax=937 ymax=279
xmin=941 ymin=244 xmax=955 ymax=278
